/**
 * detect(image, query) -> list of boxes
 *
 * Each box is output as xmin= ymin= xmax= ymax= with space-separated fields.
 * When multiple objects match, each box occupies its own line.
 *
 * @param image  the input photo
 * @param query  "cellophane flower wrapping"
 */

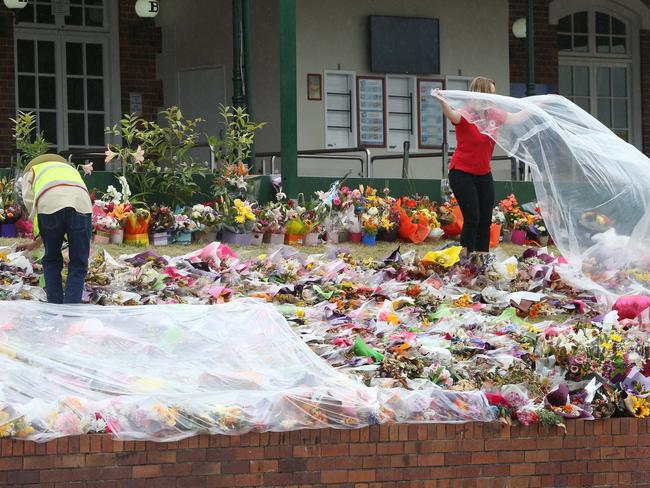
xmin=440 ymin=90 xmax=650 ymax=304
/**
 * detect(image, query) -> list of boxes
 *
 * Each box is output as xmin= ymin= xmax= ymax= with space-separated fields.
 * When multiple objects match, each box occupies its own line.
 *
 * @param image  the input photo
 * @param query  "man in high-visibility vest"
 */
xmin=17 ymin=154 xmax=92 ymax=304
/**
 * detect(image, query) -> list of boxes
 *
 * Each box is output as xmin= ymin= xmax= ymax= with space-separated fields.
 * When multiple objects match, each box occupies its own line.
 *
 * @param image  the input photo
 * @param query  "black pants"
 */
xmin=448 ymin=169 xmax=494 ymax=252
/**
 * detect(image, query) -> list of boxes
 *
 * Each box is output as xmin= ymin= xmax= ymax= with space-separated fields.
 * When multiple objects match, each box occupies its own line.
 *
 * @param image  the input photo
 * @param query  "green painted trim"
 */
xmin=279 ymin=0 xmax=298 ymax=198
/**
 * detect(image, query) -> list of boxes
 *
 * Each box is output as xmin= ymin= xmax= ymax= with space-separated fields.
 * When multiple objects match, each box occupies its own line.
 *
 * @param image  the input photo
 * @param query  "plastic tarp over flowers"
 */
xmin=440 ymin=91 xmax=650 ymax=303
xmin=0 ymin=300 xmax=493 ymax=442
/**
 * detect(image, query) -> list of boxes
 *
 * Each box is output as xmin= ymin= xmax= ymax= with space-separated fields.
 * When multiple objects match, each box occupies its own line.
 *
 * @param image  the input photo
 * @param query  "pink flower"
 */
xmin=333 ymin=197 xmax=341 ymax=206
xmin=333 ymin=337 xmax=353 ymax=348
xmin=81 ymin=162 xmax=93 ymax=176
xmin=104 ymin=146 xmax=117 ymax=163
xmin=133 ymin=146 xmax=145 ymax=164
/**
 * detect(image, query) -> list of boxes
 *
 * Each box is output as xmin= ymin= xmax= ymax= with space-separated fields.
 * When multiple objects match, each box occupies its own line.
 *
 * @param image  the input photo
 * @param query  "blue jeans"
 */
xmin=39 ymin=208 xmax=92 ymax=304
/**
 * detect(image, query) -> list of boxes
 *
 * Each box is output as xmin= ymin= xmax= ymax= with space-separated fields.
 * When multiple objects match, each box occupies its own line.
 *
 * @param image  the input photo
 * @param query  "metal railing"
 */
xmin=256 ymin=147 xmax=371 ymax=177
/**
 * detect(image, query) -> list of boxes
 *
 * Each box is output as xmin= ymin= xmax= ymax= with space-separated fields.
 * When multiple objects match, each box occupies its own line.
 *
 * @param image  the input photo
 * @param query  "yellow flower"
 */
xmin=234 ymin=215 xmax=245 ymax=224
xmin=601 ymin=341 xmax=613 ymax=351
xmin=632 ymin=396 xmax=650 ymax=418
xmin=610 ymin=332 xmax=622 ymax=343
xmin=296 ymin=309 xmax=305 ymax=318
xmin=245 ymin=212 xmax=255 ymax=221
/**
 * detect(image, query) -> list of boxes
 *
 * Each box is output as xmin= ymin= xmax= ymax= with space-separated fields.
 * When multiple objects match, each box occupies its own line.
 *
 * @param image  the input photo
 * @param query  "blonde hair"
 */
xmin=470 ymin=77 xmax=496 ymax=93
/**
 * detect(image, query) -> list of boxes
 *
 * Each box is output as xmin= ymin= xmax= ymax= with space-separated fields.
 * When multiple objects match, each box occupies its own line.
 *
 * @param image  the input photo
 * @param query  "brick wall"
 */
xmin=508 ymin=0 xmax=558 ymax=89
xmin=0 ymin=9 xmax=15 ymax=168
xmin=118 ymin=0 xmax=163 ymax=122
xmin=1 ymin=419 xmax=649 ymax=487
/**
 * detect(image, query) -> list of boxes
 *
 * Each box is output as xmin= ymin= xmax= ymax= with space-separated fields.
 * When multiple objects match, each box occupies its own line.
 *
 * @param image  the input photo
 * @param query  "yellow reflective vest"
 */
xmin=30 ymin=162 xmax=89 ymax=237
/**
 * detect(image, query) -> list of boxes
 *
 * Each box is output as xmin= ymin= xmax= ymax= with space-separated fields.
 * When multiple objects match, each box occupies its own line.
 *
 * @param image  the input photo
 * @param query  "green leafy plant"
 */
xmin=10 ymin=112 xmax=50 ymax=172
xmin=105 ymin=107 xmax=209 ymax=207
xmin=208 ymin=105 xmax=266 ymax=167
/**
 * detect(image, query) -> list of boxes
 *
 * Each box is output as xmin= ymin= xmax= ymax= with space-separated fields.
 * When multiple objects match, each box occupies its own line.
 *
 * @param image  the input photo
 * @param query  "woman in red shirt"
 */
xmin=432 ymin=77 xmax=506 ymax=260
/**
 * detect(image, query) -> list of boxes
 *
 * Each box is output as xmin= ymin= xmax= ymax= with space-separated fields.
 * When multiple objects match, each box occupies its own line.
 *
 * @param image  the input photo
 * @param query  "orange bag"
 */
xmin=442 ymin=205 xmax=464 ymax=237
xmin=489 ymin=223 xmax=501 ymax=248
xmin=397 ymin=201 xmax=430 ymax=244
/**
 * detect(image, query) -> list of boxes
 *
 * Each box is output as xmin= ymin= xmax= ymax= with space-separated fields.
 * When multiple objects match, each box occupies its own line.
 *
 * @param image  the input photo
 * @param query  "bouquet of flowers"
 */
xmin=513 ymin=217 xmax=530 ymax=231
xmin=214 ymin=162 xmax=252 ymax=199
xmin=173 ymin=213 xmax=200 ymax=233
xmin=96 ymin=176 xmax=133 ymax=228
xmin=580 ymin=211 xmax=613 ymax=233
xmin=94 ymin=215 xmax=120 ymax=233
xmin=124 ymin=208 xmax=151 ymax=236
xmin=149 ymin=205 xmax=174 ymax=233
xmin=361 ymin=206 xmax=380 ymax=236
xmin=257 ymin=196 xmax=287 ymax=234
xmin=219 ymin=197 xmax=256 ymax=234
xmin=492 ymin=208 xmax=506 ymax=225
xmin=0 ymin=177 xmax=21 ymax=224
xmin=190 ymin=204 xmax=220 ymax=230
xmin=499 ymin=194 xmax=525 ymax=229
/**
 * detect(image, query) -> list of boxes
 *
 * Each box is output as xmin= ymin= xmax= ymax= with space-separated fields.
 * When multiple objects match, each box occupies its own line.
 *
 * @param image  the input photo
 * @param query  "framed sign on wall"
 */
xmin=417 ymin=78 xmax=445 ymax=149
xmin=356 ymin=76 xmax=386 ymax=148
xmin=307 ymin=73 xmax=322 ymax=101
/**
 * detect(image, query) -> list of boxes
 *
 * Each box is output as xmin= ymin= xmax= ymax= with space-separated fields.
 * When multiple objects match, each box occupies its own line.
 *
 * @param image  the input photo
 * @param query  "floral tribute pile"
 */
xmin=0 ymin=239 xmax=649 ymax=441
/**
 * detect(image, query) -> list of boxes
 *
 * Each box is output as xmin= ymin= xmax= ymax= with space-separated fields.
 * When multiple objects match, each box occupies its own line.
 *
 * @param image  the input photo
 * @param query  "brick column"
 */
xmin=508 ymin=0 xmax=558 ymax=90
xmin=118 ymin=0 xmax=163 ymax=122
xmin=0 ymin=10 xmax=16 ymax=168
xmin=638 ymin=0 xmax=650 ymax=155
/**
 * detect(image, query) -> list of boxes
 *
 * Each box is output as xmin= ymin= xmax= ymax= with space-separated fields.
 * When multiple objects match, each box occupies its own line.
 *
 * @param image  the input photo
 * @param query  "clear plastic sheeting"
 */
xmin=0 ymin=300 xmax=494 ymax=442
xmin=440 ymin=90 xmax=650 ymax=303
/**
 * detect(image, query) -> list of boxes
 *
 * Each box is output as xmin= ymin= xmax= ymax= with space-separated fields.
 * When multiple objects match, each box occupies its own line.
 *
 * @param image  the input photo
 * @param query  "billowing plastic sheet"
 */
xmin=0 ymin=300 xmax=493 ymax=441
xmin=440 ymin=91 xmax=650 ymax=303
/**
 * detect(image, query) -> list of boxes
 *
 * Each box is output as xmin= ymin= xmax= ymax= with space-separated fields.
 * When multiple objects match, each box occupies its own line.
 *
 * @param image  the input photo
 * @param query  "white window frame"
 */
xmin=323 ymin=70 xmax=357 ymax=149
xmin=386 ymin=75 xmax=417 ymax=153
xmin=550 ymin=0 xmax=643 ymax=148
xmin=14 ymin=0 xmax=121 ymax=152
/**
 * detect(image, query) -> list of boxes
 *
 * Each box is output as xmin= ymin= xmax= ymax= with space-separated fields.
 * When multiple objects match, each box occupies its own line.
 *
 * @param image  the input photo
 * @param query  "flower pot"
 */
xmin=362 ymin=233 xmax=377 ymax=246
xmin=124 ymin=233 xmax=150 ymax=246
xmin=378 ymin=227 xmax=398 ymax=242
xmin=539 ymin=235 xmax=550 ymax=247
xmin=264 ymin=232 xmax=285 ymax=245
xmin=349 ymin=232 xmax=362 ymax=244
xmin=489 ymin=223 xmax=502 ymax=248
xmin=338 ymin=230 xmax=349 ymax=243
xmin=326 ymin=231 xmax=339 ymax=244
xmin=196 ymin=229 xmax=218 ymax=244
xmin=502 ymin=229 xmax=512 ymax=243
xmin=93 ymin=231 xmax=110 ymax=245
xmin=175 ymin=230 xmax=193 ymax=245
xmin=150 ymin=231 xmax=170 ymax=246
xmin=304 ymin=232 xmax=320 ymax=246
xmin=221 ymin=230 xmax=252 ymax=246
xmin=511 ymin=229 xmax=527 ymax=246
xmin=250 ymin=232 xmax=264 ymax=246
xmin=285 ymin=233 xmax=304 ymax=246
xmin=110 ymin=228 xmax=124 ymax=245
xmin=0 ymin=223 xmax=16 ymax=238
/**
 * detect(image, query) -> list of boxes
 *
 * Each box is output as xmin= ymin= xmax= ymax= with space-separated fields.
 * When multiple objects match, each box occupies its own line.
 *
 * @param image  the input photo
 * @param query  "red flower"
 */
xmin=485 ymin=393 xmax=511 ymax=408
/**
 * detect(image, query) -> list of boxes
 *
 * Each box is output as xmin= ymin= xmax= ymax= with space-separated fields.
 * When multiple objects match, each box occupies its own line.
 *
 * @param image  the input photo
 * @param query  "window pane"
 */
xmin=38 ymin=77 xmax=56 ymax=109
xmin=70 ymin=0 xmax=82 ymax=4
xmin=66 ymin=43 xmax=83 ymax=75
xmin=86 ymin=7 xmax=103 ymax=27
xmin=39 ymin=111 xmax=57 ymax=144
xmin=612 ymin=68 xmax=627 ymax=97
xmin=18 ymin=75 xmax=36 ymax=108
xmin=68 ymin=113 xmax=86 ymax=146
xmin=596 ymin=36 xmax=610 ymax=54
xmin=67 ymin=78 xmax=85 ymax=110
xmin=597 ymin=68 xmax=610 ymax=97
xmin=86 ymin=44 xmax=103 ymax=76
xmin=611 ymin=37 xmax=626 ymax=54
xmin=574 ymin=66 xmax=589 ymax=96
xmin=88 ymin=114 xmax=105 ymax=146
xmin=65 ymin=6 xmax=83 ymax=25
xmin=573 ymin=12 xmax=588 ymax=33
xmin=87 ymin=79 xmax=104 ymax=111
xmin=87 ymin=0 xmax=104 ymax=5
xmin=596 ymin=12 xmax=610 ymax=34
xmin=574 ymin=35 xmax=588 ymax=52
xmin=16 ymin=3 xmax=34 ymax=23
xmin=559 ymin=66 xmax=572 ymax=95
xmin=558 ymin=34 xmax=572 ymax=51
xmin=575 ymin=97 xmax=590 ymax=112
xmin=612 ymin=99 xmax=627 ymax=128
xmin=17 ymin=40 xmax=35 ymax=73
xmin=597 ymin=99 xmax=611 ymax=126
xmin=612 ymin=18 xmax=626 ymax=35
xmin=558 ymin=15 xmax=571 ymax=33
xmin=37 ymin=41 xmax=55 ymax=74
xmin=36 ymin=4 xmax=55 ymax=24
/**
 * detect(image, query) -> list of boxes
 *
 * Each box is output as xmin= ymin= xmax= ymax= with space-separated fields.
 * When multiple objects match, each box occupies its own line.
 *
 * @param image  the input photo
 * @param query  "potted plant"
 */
xmin=124 ymin=208 xmax=151 ymax=246
xmin=190 ymin=204 xmax=220 ymax=243
xmin=361 ymin=208 xmax=379 ymax=246
xmin=499 ymin=194 xmax=525 ymax=242
xmin=284 ymin=194 xmax=309 ymax=246
xmin=149 ymin=205 xmax=174 ymax=246
xmin=0 ymin=177 xmax=21 ymax=238
xmin=258 ymin=196 xmax=287 ymax=245
xmin=511 ymin=218 xmax=530 ymax=246
xmin=93 ymin=215 xmax=119 ymax=244
xmin=173 ymin=212 xmax=200 ymax=245
xmin=218 ymin=196 xmax=256 ymax=245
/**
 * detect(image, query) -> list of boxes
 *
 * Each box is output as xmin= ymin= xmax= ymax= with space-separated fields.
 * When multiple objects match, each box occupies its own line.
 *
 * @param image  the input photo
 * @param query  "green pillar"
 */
xmin=232 ymin=0 xmax=246 ymax=108
xmin=242 ymin=0 xmax=256 ymax=171
xmin=279 ymin=0 xmax=298 ymax=197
